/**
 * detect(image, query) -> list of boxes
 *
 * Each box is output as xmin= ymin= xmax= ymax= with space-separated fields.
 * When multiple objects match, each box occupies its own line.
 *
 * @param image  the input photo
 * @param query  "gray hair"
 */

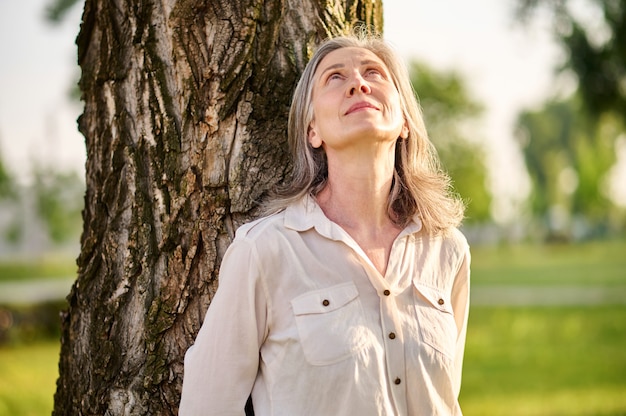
xmin=265 ymin=33 xmax=464 ymax=234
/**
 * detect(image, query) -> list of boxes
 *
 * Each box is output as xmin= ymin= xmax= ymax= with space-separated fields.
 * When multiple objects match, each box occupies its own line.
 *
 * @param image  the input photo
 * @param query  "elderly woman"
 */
xmin=180 ymin=33 xmax=470 ymax=416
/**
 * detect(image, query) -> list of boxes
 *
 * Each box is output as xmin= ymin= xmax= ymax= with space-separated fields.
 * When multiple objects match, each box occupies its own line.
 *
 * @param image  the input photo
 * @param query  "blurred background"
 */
xmin=0 ymin=0 xmax=624 ymax=415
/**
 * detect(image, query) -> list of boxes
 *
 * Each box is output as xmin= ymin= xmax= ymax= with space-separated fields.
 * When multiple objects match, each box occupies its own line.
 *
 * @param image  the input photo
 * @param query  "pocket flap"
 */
xmin=291 ymin=282 xmax=359 ymax=315
xmin=413 ymin=282 xmax=453 ymax=314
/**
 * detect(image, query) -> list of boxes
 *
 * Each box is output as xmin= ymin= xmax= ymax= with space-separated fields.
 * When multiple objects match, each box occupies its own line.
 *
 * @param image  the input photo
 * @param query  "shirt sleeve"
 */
xmin=450 ymin=242 xmax=471 ymax=398
xmin=179 ymin=237 xmax=268 ymax=416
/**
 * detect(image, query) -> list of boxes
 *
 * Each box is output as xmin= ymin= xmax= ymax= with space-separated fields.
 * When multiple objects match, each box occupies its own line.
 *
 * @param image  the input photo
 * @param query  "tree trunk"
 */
xmin=54 ymin=0 xmax=383 ymax=414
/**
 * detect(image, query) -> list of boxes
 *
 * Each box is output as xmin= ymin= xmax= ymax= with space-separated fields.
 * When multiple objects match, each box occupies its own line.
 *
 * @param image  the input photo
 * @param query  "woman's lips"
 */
xmin=345 ymin=101 xmax=379 ymax=115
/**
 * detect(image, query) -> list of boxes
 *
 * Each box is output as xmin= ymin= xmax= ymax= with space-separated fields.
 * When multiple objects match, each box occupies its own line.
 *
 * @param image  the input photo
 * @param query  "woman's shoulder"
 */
xmin=443 ymin=227 xmax=470 ymax=259
xmin=234 ymin=210 xmax=288 ymax=242
xmin=417 ymin=226 xmax=470 ymax=260
xmin=234 ymin=195 xmax=315 ymax=242
xmin=446 ymin=227 xmax=469 ymax=250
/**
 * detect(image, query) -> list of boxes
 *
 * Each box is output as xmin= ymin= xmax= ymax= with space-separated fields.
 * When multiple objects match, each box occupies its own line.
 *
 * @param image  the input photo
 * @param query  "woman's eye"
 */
xmin=365 ymin=69 xmax=383 ymax=78
xmin=328 ymin=73 xmax=343 ymax=82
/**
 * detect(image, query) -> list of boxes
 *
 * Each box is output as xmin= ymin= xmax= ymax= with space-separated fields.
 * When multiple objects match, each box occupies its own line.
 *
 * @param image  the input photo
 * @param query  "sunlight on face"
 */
xmin=307 ymin=47 xmax=407 ymax=152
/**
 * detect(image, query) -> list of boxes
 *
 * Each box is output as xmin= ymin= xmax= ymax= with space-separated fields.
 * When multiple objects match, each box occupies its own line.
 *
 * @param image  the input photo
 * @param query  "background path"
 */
xmin=0 ymin=278 xmax=74 ymax=305
xmin=1 ymin=279 xmax=625 ymax=306
xmin=470 ymin=285 xmax=626 ymax=306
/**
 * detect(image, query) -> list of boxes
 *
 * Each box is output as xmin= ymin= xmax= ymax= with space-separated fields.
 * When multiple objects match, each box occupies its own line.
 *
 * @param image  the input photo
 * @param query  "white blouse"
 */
xmin=180 ymin=196 xmax=471 ymax=415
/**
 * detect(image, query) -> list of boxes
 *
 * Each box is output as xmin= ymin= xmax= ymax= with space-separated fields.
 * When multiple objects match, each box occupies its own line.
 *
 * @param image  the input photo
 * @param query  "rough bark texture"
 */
xmin=54 ymin=0 xmax=383 ymax=414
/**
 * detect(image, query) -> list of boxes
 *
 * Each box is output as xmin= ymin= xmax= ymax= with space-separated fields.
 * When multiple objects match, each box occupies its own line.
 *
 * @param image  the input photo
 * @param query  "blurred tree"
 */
xmin=0 ymin=139 xmax=16 ymax=200
xmin=515 ymin=0 xmax=626 ymax=239
xmin=409 ymin=61 xmax=492 ymax=223
xmin=31 ymin=166 xmax=84 ymax=244
xmin=0 ymin=144 xmax=22 ymax=244
xmin=515 ymin=0 xmax=626 ymax=122
xmin=516 ymin=93 xmax=620 ymax=239
xmin=43 ymin=0 xmax=83 ymax=102
xmin=45 ymin=0 xmax=81 ymax=24
xmin=52 ymin=0 xmax=383 ymax=415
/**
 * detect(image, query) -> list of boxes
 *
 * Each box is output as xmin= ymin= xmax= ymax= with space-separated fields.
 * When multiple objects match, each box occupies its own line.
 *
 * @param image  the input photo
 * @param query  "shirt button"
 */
xmin=388 ymin=332 xmax=396 ymax=340
xmin=383 ymin=290 xmax=391 ymax=296
xmin=394 ymin=378 xmax=402 ymax=385
xmin=438 ymin=298 xmax=445 ymax=305
xmin=322 ymin=299 xmax=330 ymax=306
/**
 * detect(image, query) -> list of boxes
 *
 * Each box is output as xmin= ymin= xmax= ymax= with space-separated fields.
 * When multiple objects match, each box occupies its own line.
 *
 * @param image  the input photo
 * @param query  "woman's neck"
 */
xmin=315 ymin=144 xmax=403 ymax=276
xmin=318 ymin=144 xmax=396 ymax=226
xmin=316 ymin=175 xmax=392 ymax=231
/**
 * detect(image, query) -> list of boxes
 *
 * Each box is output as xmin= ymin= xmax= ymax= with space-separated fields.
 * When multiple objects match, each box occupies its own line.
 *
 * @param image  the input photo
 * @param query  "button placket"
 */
xmin=380 ymin=291 xmax=406 ymax=403
xmin=363 ymin=234 xmax=411 ymax=412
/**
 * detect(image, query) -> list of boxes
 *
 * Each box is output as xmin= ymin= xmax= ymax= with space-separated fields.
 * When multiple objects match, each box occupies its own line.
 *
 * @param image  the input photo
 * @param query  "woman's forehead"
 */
xmin=315 ymin=47 xmax=386 ymax=75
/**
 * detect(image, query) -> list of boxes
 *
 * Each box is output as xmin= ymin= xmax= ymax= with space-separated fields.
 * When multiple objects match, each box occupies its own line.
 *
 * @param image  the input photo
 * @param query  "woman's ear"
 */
xmin=400 ymin=120 xmax=409 ymax=139
xmin=308 ymin=121 xmax=323 ymax=148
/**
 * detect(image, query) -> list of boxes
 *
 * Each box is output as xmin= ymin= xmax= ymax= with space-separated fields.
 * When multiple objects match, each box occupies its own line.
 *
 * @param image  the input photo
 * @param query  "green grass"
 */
xmin=0 ymin=241 xmax=625 ymax=414
xmin=460 ymin=305 xmax=626 ymax=415
xmin=0 ymin=256 xmax=77 ymax=283
xmin=0 ymin=341 xmax=59 ymax=416
xmin=470 ymin=240 xmax=626 ymax=286
xmin=3 ymin=306 xmax=624 ymax=416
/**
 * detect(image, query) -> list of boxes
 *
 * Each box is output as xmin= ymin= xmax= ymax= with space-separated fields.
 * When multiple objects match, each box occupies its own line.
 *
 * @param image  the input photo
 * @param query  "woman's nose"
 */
xmin=347 ymin=73 xmax=371 ymax=96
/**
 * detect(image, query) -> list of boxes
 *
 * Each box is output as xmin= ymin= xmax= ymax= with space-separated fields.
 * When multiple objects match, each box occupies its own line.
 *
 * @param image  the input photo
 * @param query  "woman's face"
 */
xmin=307 ymin=47 xmax=408 ymax=152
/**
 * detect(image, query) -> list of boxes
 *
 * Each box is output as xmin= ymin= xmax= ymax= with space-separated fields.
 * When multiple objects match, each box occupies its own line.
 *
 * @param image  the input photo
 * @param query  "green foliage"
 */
xmin=514 ymin=0 xmax=626 ymax=238
xmin=0 ymin=302 xmax=66 ymax=346
xmin=442 ymin=139 xmax=492 ymax=223
xmin=408 ymin=61 xmax=492 ymax=223
xmin=44 ymin=0 xmax=81 ymax=24
xmin=31 ymin=167 xmax=84 ymax=244
xmin=0 ymin=149 xmax=16 ymax=201
xmin=516 ymin=93 xmax=621 ymax=237
xmin=0 ymin=147 xmax=22 ymax=244
xmin=3 ymin=223 xmax=23 ymax=246
xmin=516 ymin=0 xmax=626 ymax=123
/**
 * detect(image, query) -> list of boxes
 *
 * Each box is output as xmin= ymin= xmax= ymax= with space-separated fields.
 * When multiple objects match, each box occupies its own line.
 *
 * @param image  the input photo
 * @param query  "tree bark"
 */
xmin=54 ymin=0 xmax=383 ymax=414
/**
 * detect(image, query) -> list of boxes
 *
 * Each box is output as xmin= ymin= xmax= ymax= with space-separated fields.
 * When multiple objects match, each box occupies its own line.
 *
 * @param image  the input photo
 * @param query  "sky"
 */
xmin=385 ymin=1 xmax=565 ymax=221
xmin=0 ymin=0 xmax=83 ymax=181
xmin=0 ymin=0 xmax=573 ymax=222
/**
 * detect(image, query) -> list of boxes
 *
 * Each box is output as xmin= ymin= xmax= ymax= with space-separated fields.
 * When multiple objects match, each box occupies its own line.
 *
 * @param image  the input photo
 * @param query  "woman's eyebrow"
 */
xmin=319 ymin=63 xmax=345 ymax=77
xmin=318 ymin=59 xmax=384 ymax=79
xmin=360 ymin=59 xmax=380 ymax=66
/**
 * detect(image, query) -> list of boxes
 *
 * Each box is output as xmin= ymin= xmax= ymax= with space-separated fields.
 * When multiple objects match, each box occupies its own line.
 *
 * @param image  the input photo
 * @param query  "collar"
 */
xmin=284 ymin=194 xmax=423 ymax=240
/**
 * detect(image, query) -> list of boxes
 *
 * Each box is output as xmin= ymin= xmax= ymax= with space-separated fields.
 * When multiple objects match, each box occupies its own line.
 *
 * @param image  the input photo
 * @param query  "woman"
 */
xmin=180 ymin=33 xmax=470 ymax=415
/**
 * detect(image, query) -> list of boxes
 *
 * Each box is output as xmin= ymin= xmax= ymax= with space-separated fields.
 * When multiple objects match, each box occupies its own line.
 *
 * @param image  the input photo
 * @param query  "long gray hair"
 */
xmin=264 ymin=33 xmax=464 ymax=234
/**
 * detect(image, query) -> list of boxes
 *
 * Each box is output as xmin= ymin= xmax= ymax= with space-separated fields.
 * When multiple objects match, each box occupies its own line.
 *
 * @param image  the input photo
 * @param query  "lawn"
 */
xmin=469 ymin=240 xmax=626 ymax=286
xmin=0 ymin=255 xmax=77 ymax=283
xmin=0 ymin=240 xmax=625 ymax=415
xmin=460 ymin=305 xmax=626 ymax=416
xmin=2 ymin=306 xmax=624 ymax=416
xmin=0 ymin=341 xmax=59 ymax=416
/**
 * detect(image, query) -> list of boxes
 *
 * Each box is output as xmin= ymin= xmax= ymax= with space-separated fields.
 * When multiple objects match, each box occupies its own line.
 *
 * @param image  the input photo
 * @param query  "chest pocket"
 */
xmin=291 ymin=282 xmax=370 ymax=366
xmin=413 ymin=282 xmax=457 ymax=360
